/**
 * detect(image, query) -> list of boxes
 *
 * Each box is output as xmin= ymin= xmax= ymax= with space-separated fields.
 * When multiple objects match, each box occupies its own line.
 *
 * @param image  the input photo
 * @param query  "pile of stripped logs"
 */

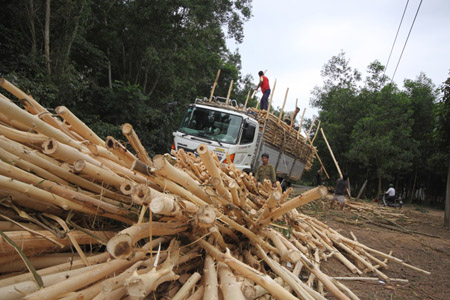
xmin=0 ymin=78 xmax=429 ymax=300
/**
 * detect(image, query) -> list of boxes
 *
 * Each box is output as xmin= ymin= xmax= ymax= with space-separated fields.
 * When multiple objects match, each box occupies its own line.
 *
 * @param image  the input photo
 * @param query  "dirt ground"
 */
xmin=299 ymin=197 xmax=450 ymax=300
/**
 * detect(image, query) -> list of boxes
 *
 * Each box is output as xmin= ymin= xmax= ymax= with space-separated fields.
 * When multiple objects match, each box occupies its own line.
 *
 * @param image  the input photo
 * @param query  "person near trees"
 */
xmin=316 ymin=168 xmax=324 ymax=186
xmin=330 ymin=173 xmax=349 ymax=210
xmin=385 ymin=183 xmax=396 ymax=202
xmin=255 ymin=71 xmax=271 ymax=110
xmin=255 ymin=153 xmax=276 ymax=185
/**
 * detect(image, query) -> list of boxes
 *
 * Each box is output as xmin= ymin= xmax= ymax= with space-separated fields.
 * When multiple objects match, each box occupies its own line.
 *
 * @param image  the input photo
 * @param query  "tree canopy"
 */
xmin=309 ymin=51 xmax=448 ymax=207
xmin=0 ymin=0 xmax=255 ymax=154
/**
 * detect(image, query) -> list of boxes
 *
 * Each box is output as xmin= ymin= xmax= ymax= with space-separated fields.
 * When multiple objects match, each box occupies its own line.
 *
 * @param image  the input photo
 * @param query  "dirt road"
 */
xmin=301 ymin=199 xmax=450 ymax=300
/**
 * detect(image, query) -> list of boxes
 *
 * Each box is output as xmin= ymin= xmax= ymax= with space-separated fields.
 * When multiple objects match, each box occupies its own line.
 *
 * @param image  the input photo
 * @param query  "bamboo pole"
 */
xmin=266 ymin=79 xmax=277 ymax=118
xmin=306 ymin=116 xmax=317 ymax=138
xmin=218 ymin=262 xmax=246 ymax=300
xmin=55 ymin=106 xmax=104 ymax=147
xmin=0 ymin=136 xmax=130 ymax=203
xmin=0 ymin=92 xmax=83 ymax=151
xmin=153 ymin=154 xmax=211 ymax=204
xmin=290 ymin=98 xmax=298 ymax=129
xmin=0 ymin=175 xmax=131 ymax=221
xmin=172 ymin=272 xmax=201 ymax=300
xmin=105 ymin=136 xmax=137 ymax=168
xmin=0 ymin=123 xmax=48 ymax=144
xmin=320 ymin=128 xmax=343 ymax=179
xmin=106 ymin=221 xmax=185 ymax=258
xmin=23 ymin=241 xmax=158 ymax=300
xmin=0 ymin=160 xmax=128 ymax=215
xmin=121 ymin=123 xmax=153 ymax=166
xmin=197 ymin=145 xmax=232 ymax=202
xmin=311 ymin=120 xmax=321 ymax=144
xmin=258 ymin=186 xmax=327 ymax=227
xmin=0 ymin=229 xmax=114 ymax=256
xmin=243 ymin=90 xmax=251 ymax=109
xmin=187 ymin=235 xmax=297 ymax=300
xmin=303 ymin=129 xmax=330 ymax=179
xmin=42 ymin=138 xmax=103 ymax=168
xmin=297 ymin=108 xmax=306 ymax=139
xmin=277 ymin=88 xmax=289 ymax=122
xmin=209 ymin=69 xmax=221 ymax=102
xmin=0 ymin=79 xmax=69 ymax=135
xmin=203 ymin=254 xmax=219 ymax=300
xmin=0 ymin=263 xmax=102 ymax=300
xmin=226 ymin=80 xmax=233 ymax=105
xmin=73 ymin=159 xmax=132 ymax=191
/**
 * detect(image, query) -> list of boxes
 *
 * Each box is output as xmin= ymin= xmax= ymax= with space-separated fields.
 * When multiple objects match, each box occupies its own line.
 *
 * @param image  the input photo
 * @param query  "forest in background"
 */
xmin=0 ymin=1 xmax=449 ymax=210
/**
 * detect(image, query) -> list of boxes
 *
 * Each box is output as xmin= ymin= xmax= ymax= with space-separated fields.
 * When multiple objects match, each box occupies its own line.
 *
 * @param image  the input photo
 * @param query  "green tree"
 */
xmin=403 ymin=73 xmax=437 ymax=202
xmin=1 ymin=0 xmax=254 ymax=154
xmin=435 ymin=74 xmax=450 ymax=227
xmin=311 ymin=51 xmax=363 ymax=182
xmin=348 ymin=85 xmax=415 ymax=195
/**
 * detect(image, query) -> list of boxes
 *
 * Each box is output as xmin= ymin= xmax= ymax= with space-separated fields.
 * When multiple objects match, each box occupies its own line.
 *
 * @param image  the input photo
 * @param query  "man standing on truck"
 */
xmin=255 ymin=153 xmax=276 ymax=185
xmin=255 ymin=71 xmax=270 ymax=110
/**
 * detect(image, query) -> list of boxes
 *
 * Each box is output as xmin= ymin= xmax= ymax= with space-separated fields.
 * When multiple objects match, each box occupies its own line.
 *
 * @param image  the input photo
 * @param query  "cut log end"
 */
xmin=107 ymin=234 xmax=133 ymax=259
xmin=197 ymin=144 xmax=208 ymax=155
xmin=121 ymin=123 xmax=133 ymax=135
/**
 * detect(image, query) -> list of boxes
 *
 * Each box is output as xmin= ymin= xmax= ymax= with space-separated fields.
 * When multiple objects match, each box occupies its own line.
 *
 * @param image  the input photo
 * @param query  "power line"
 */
xmin=391 ymin=0 xmax=423 ymax=82
xmin=385 ymin=0 xmax=410 ymax=72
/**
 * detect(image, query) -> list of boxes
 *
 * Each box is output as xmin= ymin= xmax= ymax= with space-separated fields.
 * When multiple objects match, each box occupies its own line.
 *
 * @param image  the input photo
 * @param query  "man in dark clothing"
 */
xmin=316 ymin=168 xmax=323 ymax=186
xmin=255 ymin=71 xmax=270 ymax=110
xmin=330 ymin=173 xmax=348 ymax=210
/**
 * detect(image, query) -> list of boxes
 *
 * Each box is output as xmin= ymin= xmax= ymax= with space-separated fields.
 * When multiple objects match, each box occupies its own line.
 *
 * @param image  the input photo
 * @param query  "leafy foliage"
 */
xmin=0 ymin=0 xmax=255 ymax=154
xmin=309 ymin=52 xmax=446 ymax=205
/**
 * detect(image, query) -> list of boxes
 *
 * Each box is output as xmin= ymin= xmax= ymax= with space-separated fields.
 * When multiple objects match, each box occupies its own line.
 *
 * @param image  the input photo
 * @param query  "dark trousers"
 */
xmin=260 ymin=89 xmax=270 ymax=110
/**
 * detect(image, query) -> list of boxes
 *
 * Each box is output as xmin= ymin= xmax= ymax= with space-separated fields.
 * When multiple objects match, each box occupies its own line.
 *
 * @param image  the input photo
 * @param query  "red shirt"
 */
xmin=260 ymin=75 xmax=270 ymax=93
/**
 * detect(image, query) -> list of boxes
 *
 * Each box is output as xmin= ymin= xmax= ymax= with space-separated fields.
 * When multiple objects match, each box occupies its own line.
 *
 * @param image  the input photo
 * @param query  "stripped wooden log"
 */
xmin=55 ymin=106 xmax=105 ymax=146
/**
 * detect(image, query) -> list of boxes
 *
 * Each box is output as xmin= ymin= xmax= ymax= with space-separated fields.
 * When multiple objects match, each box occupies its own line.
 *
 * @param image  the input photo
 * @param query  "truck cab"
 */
xmin=172 ymin=97 xmax=259 ymax=172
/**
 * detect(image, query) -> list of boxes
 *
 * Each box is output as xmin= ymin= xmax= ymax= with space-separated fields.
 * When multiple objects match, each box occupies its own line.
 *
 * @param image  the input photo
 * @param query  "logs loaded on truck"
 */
xmin=0 ymin=78 xmax=430 ymax=300
xmin=172 ymin=96 xmax=316 ymax=185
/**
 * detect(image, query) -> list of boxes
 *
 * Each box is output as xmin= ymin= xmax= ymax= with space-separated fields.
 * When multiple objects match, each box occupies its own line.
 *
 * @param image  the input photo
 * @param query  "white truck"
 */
xmin=172 ymin=97 xmax=315 ymax=184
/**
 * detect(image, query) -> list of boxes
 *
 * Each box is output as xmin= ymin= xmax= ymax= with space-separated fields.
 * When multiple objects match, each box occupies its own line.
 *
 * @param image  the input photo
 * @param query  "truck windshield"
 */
xmin=178 ymin=106 xmax=243 ymax=144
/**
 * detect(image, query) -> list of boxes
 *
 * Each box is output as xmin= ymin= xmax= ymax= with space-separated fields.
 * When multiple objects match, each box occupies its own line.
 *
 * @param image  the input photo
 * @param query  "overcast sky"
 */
xmin=227 ymin=0 xmax=450 ymax=120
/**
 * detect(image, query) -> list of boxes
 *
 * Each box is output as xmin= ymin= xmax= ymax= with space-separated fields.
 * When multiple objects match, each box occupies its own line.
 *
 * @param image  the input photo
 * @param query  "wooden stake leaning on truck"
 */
xmin=277 ymin=87 xmax=289 ymax=123
xmin=209 ymin=69 xmax=221 ymax=102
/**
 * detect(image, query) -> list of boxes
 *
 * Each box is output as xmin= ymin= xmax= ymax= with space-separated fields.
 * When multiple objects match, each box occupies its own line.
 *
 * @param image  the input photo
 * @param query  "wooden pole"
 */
xmin=297 ymin=108 xmax=306 ymax=139
xmin=306 ymin=116 xmax=317 ymax=138
xmin=209 ymin=69 xmax=221 ymax=102
xmin=290 ymin=99 xmax=298 ymax=129
xmin=277 ymin=88 xmax=289 ymax=122
xmin=311 ymin=120 xmax=321 ymax=144
xmin=226 ymin=80 xmax=233 ymax=105
xmin=303 ymin=130 xmax=330 ymax=179
xmin=121 ymin=123 xmax=153 ymax=166
xmin=320 ymin=128 xmax=343 ymax=179
xmin=356 ymin=179 xmax=368 ymax=201
xmin=243 ymin=90 xmax=251 ymax=109
xmin=55 ymin=106 xmax=104 ymax=147
xmin=266 ymin=79 xmax=277 ymax=118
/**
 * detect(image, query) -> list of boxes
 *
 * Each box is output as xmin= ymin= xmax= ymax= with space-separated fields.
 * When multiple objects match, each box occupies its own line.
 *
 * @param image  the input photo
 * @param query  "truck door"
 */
xmin=233 ymin=119 xmax=258 ymax=171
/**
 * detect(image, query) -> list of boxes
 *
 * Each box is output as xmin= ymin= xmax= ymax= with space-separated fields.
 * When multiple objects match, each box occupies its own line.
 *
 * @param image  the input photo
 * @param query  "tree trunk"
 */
xmin=45 ymin=0 xmax=51 ymax=74
xmin=377 ymin=173 xmax=382 ymax=197
xmin=27 ymin=0 xmax=37 ymax=62
xmin=444 ymin=159 xmax=450 ymax=228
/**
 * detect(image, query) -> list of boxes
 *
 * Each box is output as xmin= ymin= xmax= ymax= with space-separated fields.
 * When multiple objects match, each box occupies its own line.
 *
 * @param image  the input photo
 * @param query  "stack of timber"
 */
xmin=247 ymin=108 xmax=315 ymax=171
xmin=0 ymin=78 xmax=429 ymax=300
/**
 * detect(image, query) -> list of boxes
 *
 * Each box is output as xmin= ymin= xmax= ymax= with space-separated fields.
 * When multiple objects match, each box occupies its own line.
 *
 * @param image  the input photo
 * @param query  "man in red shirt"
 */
xmin=255 ymin=71 xmax=270 ymax=110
